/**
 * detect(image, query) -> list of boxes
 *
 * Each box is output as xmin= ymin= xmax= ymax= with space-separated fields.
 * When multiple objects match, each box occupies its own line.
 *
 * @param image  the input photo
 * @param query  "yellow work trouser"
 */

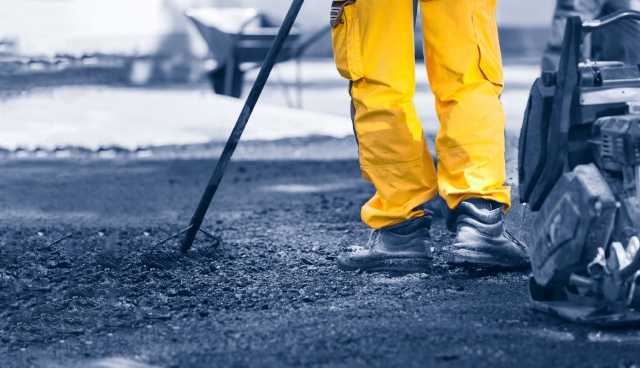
xmin=331 ymin=0 xmax=510 ymax=229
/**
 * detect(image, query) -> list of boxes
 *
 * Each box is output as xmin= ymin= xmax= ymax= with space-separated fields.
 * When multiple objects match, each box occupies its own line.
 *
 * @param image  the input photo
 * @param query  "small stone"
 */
xmin=435 ymin=354 xmax=460 ymax=362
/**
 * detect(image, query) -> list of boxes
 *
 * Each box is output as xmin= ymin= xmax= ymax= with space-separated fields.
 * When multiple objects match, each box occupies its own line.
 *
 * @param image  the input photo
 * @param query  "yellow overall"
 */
xmin=331 ymin=0 xmax=510 ymax=229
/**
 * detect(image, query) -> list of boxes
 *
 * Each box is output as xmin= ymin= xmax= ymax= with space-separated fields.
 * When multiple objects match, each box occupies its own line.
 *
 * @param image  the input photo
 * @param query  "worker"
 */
xmin=330 ymin=0 xmax=529 ymax=273
xmin=542 ymin=0 xmax=640 ymax=71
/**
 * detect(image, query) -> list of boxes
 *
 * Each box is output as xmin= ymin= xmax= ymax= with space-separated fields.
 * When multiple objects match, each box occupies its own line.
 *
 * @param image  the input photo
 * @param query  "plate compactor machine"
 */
xmin=519 ymin=11 xmax=640 ymax=325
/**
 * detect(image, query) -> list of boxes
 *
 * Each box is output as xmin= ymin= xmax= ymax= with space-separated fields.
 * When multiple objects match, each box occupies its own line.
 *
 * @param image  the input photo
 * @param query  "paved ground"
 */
xmin=1 ymin=151 xmax=639 ymax=368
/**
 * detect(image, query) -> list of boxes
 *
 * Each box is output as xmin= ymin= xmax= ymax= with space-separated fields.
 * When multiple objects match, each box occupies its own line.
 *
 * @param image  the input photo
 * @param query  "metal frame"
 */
xmin=520 ymin=10 xmax=640 ymax=209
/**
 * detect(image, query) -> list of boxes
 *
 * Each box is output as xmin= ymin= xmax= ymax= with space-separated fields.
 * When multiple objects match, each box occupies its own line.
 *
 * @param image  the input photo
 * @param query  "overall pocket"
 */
xmin=331 ymin=0 xmax=364 ymax=81
xmin=471 ymin=1 xmax=504 ymax=87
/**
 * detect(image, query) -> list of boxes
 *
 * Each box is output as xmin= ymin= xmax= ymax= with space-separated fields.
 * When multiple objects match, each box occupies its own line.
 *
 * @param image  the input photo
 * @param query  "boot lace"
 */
xmin=365 ymin=229 xmax=381 ymax=250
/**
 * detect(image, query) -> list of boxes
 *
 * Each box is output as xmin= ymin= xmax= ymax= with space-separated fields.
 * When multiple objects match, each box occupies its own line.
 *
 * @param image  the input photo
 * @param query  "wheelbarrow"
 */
xmin=186 ymin=7 xmax=330 ymax=103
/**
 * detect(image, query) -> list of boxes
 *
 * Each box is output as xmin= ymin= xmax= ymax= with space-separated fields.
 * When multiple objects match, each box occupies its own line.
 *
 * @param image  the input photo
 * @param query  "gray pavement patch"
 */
xmin=528 ymin=328 xmax=576 ymax=342
xmin=588 ymin=331 xmax=640 ymax=344
xmin=87 ymin=357 xmax=160 ymax=368
xmin=262 ymin=181 xmax=361 ymax=193
xmin=370 ymin=274 xmax=430 ymax=285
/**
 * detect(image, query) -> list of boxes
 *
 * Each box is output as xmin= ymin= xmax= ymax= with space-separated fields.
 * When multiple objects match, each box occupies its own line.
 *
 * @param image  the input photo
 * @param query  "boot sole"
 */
xmin=446 ymin=250 xmax=529 ymax=271
xmin=338 ymin=257 xmax=432 ymax=273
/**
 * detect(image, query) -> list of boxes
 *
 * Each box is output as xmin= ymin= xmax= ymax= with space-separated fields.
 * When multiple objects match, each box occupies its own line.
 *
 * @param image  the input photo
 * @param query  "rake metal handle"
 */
xmin=180 ymin=0 xmax=305 ymax=253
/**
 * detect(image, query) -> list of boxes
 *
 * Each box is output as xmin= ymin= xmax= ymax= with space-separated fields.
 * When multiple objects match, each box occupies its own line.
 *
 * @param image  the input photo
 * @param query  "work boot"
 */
xmin=446 ymin=199 xmax=529 ymax=270
xmin=337 ymin=216 xmax=432 ymax=273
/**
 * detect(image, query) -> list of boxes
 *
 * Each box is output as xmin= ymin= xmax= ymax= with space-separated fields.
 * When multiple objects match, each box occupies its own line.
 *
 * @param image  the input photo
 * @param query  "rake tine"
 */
xmin=48 ymin=233 xmax=74 ymax=247
xmin=152 ymin=225 xmax=193 ymax=247
xmin=198 ymin=228 xmax=218 ymax=240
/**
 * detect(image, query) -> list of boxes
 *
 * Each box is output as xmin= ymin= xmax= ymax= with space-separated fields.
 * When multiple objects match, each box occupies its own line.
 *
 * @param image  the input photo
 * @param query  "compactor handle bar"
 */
xmin=523 ymin=11 xmax=640 ymax=206
xmin=523 ymin=11 xmax=640 ymax=209
xmin=583 ymin=10 xmax=640 ymax=32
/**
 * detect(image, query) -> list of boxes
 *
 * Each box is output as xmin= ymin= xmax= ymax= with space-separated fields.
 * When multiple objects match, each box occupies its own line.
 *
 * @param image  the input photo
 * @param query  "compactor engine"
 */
xmin=519 ymin=11 xmax=640 ymax=324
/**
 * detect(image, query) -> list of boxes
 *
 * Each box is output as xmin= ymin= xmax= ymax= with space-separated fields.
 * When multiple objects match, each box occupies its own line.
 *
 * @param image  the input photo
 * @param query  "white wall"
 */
xmin=224 ymin=0 xmax=557 ymax=29
xmin=498 ymin=0 xmax=555 ymax=26
xmin=0 ymin=0 xmax=210 ymax=55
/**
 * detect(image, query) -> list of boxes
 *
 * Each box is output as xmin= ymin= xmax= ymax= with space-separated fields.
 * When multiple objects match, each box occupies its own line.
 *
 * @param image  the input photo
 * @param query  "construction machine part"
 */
xmin=593 ymin=114 xmax=640 ymax=172
xmin=521 ymin=10 xmax=640 ymax=325
xmin=530 ymin=164 xmax=617 ymax=288
xmin=518 ymin=16 xmax=582 ymax=210
xmin=518 ymin=76 xmax=556 ymax=207
xmin=519 ymin=11 xmax=640 ymax=211
xmin=529 ymin=277 xmax=640 ymax=326
xmin=530 ymin=236 xmax=640 ymax=326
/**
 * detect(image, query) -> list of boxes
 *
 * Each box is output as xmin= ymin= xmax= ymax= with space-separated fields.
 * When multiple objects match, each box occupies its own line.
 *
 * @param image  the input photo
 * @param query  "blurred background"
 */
xmin=0 ymin=0 xmax=554 ymax=157
xmin=1 ymin=0 xmax=553 ymax=56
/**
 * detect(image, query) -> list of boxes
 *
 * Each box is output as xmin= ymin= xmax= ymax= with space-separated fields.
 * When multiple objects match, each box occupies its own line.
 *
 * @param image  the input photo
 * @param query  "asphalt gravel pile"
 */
xmin=0 ymin=159 xmax=638 ymax=367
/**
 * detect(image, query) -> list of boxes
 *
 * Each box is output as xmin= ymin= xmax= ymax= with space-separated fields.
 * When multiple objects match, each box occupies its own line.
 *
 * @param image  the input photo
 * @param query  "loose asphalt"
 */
xmin=0 ymin=155 xmax=639 ymax=368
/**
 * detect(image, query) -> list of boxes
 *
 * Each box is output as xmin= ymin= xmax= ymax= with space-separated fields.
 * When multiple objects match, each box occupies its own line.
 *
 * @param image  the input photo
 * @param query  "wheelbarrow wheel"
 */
xmin=208 ymin=65 xmax=245 ymax=98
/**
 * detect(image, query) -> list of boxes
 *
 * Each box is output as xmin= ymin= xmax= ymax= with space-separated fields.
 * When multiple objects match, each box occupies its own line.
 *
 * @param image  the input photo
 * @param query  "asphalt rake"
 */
xmin=161 ymin=0 xmax=306 ymax=253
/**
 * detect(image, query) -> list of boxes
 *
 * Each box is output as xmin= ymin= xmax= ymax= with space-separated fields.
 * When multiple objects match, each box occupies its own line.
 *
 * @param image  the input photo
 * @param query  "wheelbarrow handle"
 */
xmin=238 ymin=13 xmax=263 ymax=36
xmin=583 ymin=10 xmax=640 ymax=32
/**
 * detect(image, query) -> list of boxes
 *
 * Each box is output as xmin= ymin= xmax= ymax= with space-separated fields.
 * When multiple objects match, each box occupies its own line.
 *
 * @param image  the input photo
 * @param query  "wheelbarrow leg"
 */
xmin=295 ymin=56 xmax=303 ymax=108
xmin=224 ymin=52 xmax=236 ymax=97
xmin=180 ymin=0 xmax=305 ymax=253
